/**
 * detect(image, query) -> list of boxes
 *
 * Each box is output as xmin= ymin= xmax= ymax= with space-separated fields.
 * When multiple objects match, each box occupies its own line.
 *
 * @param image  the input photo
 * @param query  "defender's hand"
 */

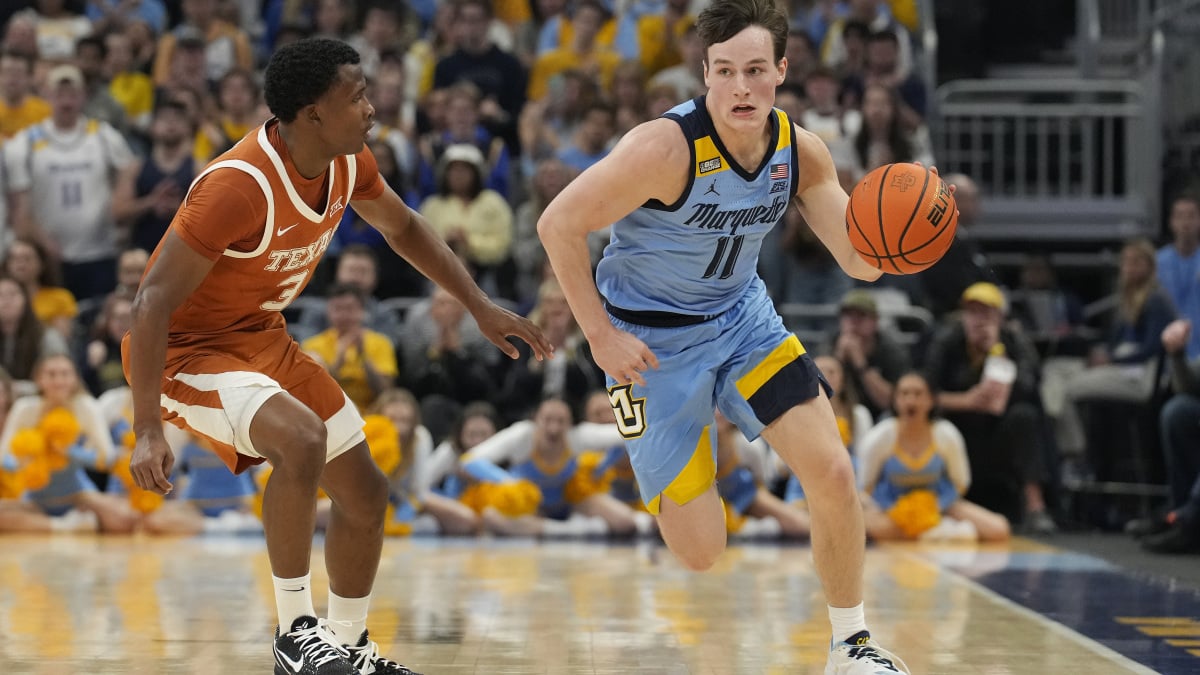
xmin=473 ymin=302 xmax=554 ymax=361
xmin=130 ymin=432 xmax=174 ymax=495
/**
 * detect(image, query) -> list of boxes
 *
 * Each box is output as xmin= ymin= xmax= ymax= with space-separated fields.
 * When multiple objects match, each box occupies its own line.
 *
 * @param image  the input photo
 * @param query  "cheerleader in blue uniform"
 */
xmin=459 ymin=397 xmax=653 ymax=537
xmin=426 ymin=401 xmax=502 ymax=501
xmin=858 ymin=372 xmax=1011 ymax=542
xmin=372 ymin=388 xmax=480 ymax=536
xmin=582 ymin=390 xmax=645 ymax=511
xmin=0 ymin=355 xmax=137 ymax=534
xmin=714 ymin=410 xmax=810 ymax=539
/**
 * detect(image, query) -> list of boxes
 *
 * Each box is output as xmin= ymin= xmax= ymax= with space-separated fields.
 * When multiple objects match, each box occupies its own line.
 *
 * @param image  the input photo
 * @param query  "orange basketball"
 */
xmin=846 ymin=163 xmax=959 ymax=275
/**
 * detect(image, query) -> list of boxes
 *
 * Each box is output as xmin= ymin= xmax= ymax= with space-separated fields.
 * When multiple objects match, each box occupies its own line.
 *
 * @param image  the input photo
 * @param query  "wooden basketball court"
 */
xmin=0 ymin=535 xmax=1193 ymax=674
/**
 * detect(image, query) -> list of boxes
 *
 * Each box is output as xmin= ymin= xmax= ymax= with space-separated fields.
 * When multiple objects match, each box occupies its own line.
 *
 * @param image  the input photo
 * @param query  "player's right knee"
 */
xmin=271 ymin=423 xmax=328 ymax=477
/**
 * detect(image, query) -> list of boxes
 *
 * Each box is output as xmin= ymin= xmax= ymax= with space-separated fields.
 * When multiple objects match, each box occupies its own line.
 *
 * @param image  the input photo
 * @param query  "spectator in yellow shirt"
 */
xmin=301 ymin=283 xmax=399 ymax=412
xmin=0 ymin=50 xmax=51 ymax=140
xmin=528 ymin=0 xmax=622 ymax=101
xmin=105 ymin=31 xmax=155 ymax=134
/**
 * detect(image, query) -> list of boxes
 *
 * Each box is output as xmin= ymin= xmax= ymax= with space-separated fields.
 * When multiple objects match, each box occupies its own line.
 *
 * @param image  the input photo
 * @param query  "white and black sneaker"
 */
xmin=274 ymin=616 xmax=357 ymax=675
xmin=345 ymin=630 xmax=422 ymax=674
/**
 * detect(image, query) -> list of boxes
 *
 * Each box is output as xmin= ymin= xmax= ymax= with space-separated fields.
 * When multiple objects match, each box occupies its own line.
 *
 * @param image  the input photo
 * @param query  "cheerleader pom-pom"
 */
xmin=362 ymin=415 xmax=402 ymax=476
xmin=0 ymin=466 xmax=24 ymax=499
xmin=460 ymin=480 xmax=542 ymax=517
xmin=564 ymin=451 xmax=615 ymax=504
xmin=383 ymin=503 xmax=414 ymax=537
xmin=122 ymin=429 xmax=137 ymax=450
xmin=40 ymin=408 xmax=81 ymax=451
xmin=887 ymin=489 xmax=941 ymax=539
xmin=10 ymin=429 xmax=46 ymax=459
xmin=130 ymin=488 xmax=165 ymax=514
xmin=18 ymin=457 xmax=52 ymax=492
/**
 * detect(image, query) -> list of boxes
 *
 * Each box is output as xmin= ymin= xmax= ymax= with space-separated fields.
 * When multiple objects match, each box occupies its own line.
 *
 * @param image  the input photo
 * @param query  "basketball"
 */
xmin=846 ymin=163 xmax=959 ymax=275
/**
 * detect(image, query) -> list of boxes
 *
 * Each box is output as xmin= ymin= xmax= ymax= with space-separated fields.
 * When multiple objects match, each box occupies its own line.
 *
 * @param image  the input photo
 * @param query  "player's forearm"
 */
xmin=538 ymin=221 xmax=612 ymax=340
xmin=128 ymin=287 xmax=172 ymax=438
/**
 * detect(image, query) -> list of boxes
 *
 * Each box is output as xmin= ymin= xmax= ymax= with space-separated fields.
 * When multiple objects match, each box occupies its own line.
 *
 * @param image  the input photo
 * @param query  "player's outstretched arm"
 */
xmin=354 ymin=185 xmax=553 ymax=361
xmin=128 ymin=231 xmax=218 ymax=494
xmin=537 ymin=118 xmax=687 ymax=385
xmin=791 ymin=126 xmax=883 ymax=282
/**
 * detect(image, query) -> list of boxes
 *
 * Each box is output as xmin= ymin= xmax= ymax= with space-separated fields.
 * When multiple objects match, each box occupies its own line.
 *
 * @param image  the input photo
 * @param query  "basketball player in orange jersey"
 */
xmin=123 ymin=39 xmax=551 ymax=675
xmin=538 ymin=0 xmax=952 ymax=671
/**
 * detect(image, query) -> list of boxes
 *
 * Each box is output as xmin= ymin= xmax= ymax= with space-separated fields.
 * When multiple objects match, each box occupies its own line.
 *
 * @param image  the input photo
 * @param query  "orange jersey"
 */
xmin=123 ymin=121 xmax=385 ymax=473
xmin=153 ymin=119 xmax=384 ymax=347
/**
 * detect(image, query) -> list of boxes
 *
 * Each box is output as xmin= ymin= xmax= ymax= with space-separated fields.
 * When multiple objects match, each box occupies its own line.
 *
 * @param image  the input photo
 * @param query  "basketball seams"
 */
xmin=895 ymin=169 xmax=932 ymax=268
xmin=847 ymin=193 xmax=881 ymax=265
xmin=875 ymin=164 xmax=901 ymax=273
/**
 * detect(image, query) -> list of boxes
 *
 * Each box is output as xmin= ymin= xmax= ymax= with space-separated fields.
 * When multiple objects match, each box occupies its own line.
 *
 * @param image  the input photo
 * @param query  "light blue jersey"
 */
xmin=596 ymin=98 xmax=830 ymax=513
xmin=597 ymin=97 xmax=798 ymax=317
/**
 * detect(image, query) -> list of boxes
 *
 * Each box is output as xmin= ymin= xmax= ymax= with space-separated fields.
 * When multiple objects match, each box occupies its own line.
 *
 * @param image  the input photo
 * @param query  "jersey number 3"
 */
xmin=608 ymin=384 xmax=647 ymax=439
xmin=261 ymin=271 xmax=308 ymax=311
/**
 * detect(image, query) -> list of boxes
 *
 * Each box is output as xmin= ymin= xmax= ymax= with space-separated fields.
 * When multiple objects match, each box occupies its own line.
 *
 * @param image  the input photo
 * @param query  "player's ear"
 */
xmin=305 ymin=104 xmax=320 ymax=125
xmin=776 ymin=56 xmax=788 ymax=85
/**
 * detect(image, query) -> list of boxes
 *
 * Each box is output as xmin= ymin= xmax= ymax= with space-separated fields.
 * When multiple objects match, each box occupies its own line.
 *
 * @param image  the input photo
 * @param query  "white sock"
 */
xmin=327 ymin=590 xmax=370 ymax=645
xmin=273 ymin=573 xmax=315 ymax=630
xmin=828 ymin=602 xmax=868 ymax=644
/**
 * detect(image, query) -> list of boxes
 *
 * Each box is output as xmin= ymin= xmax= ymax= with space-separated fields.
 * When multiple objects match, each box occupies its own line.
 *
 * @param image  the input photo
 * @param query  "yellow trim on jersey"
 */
xmin=775 ymin=109 xmax=792 ymax=152
xmin=693 ymin=136 xmax=728 ymax=177
xmin=646 ymin=425 xmax=716 ymax=515
xmin=893 ymin=442 xmax=937 ymax=472
xmin=735 ymin=334 xmax=807 ymax=400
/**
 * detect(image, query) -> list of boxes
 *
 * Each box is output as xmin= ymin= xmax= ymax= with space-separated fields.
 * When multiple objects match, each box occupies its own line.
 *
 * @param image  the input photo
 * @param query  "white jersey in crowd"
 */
xmin=389 ymin=424 xmax=435 ymax=500
xmin=856 ymin=417 xmax=971 ymax=497
xmin=3 ymin=117 xmax=134 ymax=263
xmin=460 ymin=421 xmax=627 ymax=468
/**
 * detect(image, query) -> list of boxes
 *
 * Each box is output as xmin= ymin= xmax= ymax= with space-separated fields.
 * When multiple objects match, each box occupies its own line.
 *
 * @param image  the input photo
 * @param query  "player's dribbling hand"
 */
xmin=130 ymin=433 xmax=175 ymax=495
xmin=474 ymin=302 xmax=555 ymax=361
xmin=591 ymin=326 xmax=659 ymax=387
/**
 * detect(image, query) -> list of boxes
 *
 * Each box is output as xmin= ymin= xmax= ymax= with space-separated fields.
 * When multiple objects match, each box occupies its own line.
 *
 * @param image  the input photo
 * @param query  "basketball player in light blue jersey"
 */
xmin=538 ymin=0 xmax=936 ymax=671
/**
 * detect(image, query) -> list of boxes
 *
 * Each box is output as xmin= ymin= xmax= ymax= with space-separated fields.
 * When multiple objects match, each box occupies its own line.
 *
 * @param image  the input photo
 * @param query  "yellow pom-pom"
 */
xmin=40 ymin=408 xmax=81 ymax=451
xmin=362 ymin=415 xmax=402 ymax=476
xmin=122 ymin=430 xmax=137 ymax=450
xmin=130 ymin=488 xmax=164 ymax=514
xmin=723 ymin=499 xmax=745 ymax=533
xmin=251 ymin=468 xmax=272 ymax=520
xmin=0 ymin=467 xmax=23 ymax=499
xmin=10 ymin=428 xmax=47 ymax=459
xmin=18 ymin=457 xmax=51 ymax=492
xmin=886 ymin=489 xmax=941 ymax=538
xmin=383 ymin=503 xmax=413 ymax=536
xmin=564 ymin=451 xmax=614 ymax=504
xmin=460 ymin=480 xmax=542 ymax=517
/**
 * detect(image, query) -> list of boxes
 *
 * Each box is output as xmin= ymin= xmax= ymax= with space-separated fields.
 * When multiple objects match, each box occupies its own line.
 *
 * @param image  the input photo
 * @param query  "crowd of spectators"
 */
xmin=0 ymin=0 xmax=1198 ymax=552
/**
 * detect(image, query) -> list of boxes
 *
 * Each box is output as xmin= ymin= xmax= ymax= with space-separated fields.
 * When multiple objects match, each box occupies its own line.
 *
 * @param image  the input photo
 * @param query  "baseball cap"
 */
xmin=45 ymin=64 xmax=84 ymax=88
xmin=960 ymin=282 xmax=1007 ymax=313
xmin=839 ymin=289 xmax=878 ymax=316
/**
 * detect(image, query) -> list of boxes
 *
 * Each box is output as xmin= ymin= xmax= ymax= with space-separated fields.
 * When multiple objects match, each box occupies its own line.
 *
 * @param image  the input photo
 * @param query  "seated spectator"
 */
xmin=291 ymin=244 xmax=405 ymax=343
xmin=821 ymin=0 xmax=912 ymax=83
xmin=3 ymin=237 xmax=77 ymax=340
xmin=104 ymin=30 xmax=156 ymax=135
xmin=782 ymin=26 xmax=818 ymax=89
xmin=87 ymin=0 xmax=169 ymax=37
xmin=497 ymin=279 xmax=603 ymax=424
xmin=22 ymin=1 xmax=92 ymax=62
xmin=81 ymin=291 xmax=133 ymax=396
xmin=800 ymin=66 xmax=859 ymax=149
xmin=74 ymin=36 xmax=129 ymax=135
xmin=555 ymin=100 xmax=615 ymax=173
xmin=775 ymin=203 xmax=853 ymax=326
xmin=1012 ymin=253 xmax=1087 ymax=354
xmin=151 ymin=0 xmax=254 ymax=88
xmin=518 ymin=68 xmax=601 ymax=175
xmin=528 ymin=0 xmax=622 ymax=101
xmin=426 ymin=400 xmax=502 ymax=498
xmin=419 ymin=143 xmax=516 ymax=299
xmin=112 ymin=98 xmax=196 ymax=255
xmin=1057 ymin=239 xmax=1174 ymax=481
xmin=194 ymin=68 xmax=265 ymax=163
xmin=400 ymin=286 xmax=497 ymax=416
xmin=0 ymin=275 xmax=68 ymax=385
xmin=416 ymin=82 xmax=511 ymax=200
xmin=1157 ymin=192 xmax=1200 ymax=359
xmin=627 ymin=0 xmax=694 ymax=77
xmin=924 ymin=282 xmax=1055 ymax=532
xmin=513 ymin=158 xmax=577 ymax=305
xmin=0 ymin=354 xmax=137 ymax=534
xmin=859 ymin=370 xmax=1010 ymax=542
xmin=647 ymin=21 xmax=704 ymax=100
xmin=301 ymin=283 xmax=399 ymax=412
xmin=823 ymin=289 xmax=911 ymax=420
xmin=841 ymin=30 xmax=926 ymax=128
xmin=1128 ymin=319 xmax=1200 ymax=553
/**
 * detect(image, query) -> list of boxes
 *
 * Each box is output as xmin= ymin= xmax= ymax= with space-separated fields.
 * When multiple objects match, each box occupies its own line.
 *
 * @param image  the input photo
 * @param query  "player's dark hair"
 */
xmin=695 ymin=0 xmax=788 ymax=63
xmin=264 ymin=38 xmax=361 ymax=123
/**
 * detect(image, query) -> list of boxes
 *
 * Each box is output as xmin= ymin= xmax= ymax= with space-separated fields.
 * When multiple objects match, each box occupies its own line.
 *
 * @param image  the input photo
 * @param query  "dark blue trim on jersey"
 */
xmin=788 ymin=122 xmax=801 ymax=202
xmin=641 ymin=111 xmax=697 ymax=212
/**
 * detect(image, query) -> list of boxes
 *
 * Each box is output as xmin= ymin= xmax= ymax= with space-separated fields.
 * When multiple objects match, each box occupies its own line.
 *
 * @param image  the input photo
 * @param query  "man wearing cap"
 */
xmin=923 ymin=282 xmax=1055 ymax=532
xmin=5 ymin=63 xmax=135 ymax=300
xmin=825 ymin=288 xmax=911 ymax=420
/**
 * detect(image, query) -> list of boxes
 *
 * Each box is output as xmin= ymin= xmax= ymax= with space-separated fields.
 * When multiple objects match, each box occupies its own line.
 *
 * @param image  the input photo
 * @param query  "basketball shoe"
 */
xmin=274 ymin=616 xmax=357 ymax=675
xmin=345 ymin=630 xmax=423 ymax=675
xmin=825 ymin=631 xmax=910 ymax=674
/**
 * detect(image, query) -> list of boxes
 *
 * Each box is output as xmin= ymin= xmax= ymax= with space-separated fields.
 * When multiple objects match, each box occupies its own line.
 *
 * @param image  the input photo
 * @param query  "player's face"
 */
xmin=314 ymin=64 xmax=375 ymax=156
xmin=703 ymin=25 xmax=786 ymax=132
xmin=894 ymin=373 xmax=932 ymax=420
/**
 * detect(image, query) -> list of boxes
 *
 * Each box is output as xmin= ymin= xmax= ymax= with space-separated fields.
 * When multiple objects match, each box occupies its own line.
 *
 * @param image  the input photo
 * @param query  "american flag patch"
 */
xmin=769 ymin=163 xmax=788 ymax=180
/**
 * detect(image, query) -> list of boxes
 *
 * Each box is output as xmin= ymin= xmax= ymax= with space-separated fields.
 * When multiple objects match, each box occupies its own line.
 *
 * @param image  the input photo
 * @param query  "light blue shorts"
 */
xmin=605 ymin=281 xmax=829 ymax=513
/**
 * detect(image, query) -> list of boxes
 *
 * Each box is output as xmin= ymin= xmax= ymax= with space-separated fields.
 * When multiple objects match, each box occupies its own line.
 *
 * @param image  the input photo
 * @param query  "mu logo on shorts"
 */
xmin=608 ymin=384 xmax=647 ymax=439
